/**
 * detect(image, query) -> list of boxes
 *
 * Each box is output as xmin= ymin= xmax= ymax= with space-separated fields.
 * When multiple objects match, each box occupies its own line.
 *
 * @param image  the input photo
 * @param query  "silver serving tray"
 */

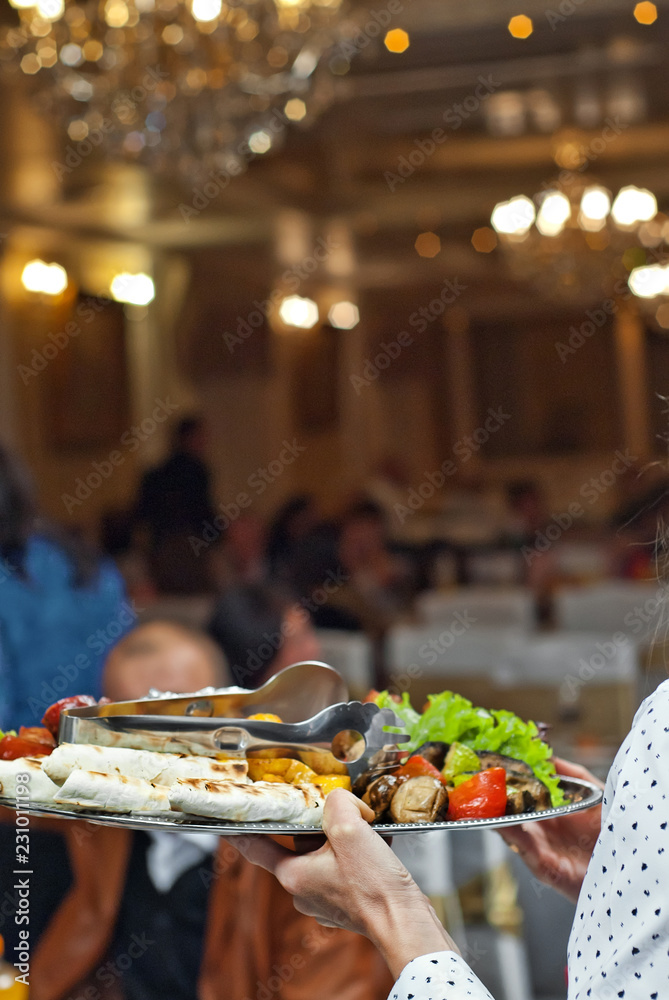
xmin=0 ymin=777 xmax=602 ymax=835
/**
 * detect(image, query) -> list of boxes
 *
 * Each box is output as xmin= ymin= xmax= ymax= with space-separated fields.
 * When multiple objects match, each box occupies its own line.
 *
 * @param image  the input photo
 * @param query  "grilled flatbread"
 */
xmin=169 ymin=778 xmax=325 ymax=826
xmin=0 ymin=756 xmax=59 ymax=804
xmin=55 ymin=769 xmax=171 ymax=813
xmin=43 ymin=744 xmax=249 ymax=786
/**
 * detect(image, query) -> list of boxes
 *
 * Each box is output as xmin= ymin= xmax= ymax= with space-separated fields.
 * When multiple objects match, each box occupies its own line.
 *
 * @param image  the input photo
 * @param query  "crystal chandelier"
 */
xmin=0 ymin=0 xmax=347 ymax=184
xmin=489 ymin=172 xmax=669 ymax=307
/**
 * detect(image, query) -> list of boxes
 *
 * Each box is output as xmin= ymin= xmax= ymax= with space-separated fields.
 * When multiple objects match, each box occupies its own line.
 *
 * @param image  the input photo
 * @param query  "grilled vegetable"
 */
xmin=396 ymin=755 xmax=446 ymax=784
xmin=442 ymin=742 xmax=481 ymax=784
xmin=390 ymin=776 xmax=448 ymax=824
xmin=446 ymin=768 xmax=507 ymax=820
xmin=411 ymin=741 xmax=449 ymax=771
xmin=42 ymin=695 xmax=98 ymax=738
xmin=362 ymin=774 xmax=403 ymax=819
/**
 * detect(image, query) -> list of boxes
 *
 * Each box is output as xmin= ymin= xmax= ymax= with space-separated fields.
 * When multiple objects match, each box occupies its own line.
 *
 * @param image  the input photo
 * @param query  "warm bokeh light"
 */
xmin=110 ymin=273 xmax=155 ymax=306
xmin=656 ymin=303 xmax=669 ymax=329
xmin=384 ymin=29 xmax=410 ymax=53
xmin=248 ymin=129 xmax=272 ymax=154
xmin=414 ymin=232 xmax=441 ymax=258
xmin=536 ymin=191 xmax=571 ymax=236
xmin=191 ymin=0 xmax=222 ymax=22
xmin=508 ymin=15 xmax=533 ymax=38
xmin=628 ymin=263 xmax=669 ymax=298
xmin=490 ymin=195 xmax=535 ymax=235
xmin=21 ymin=259 xmax=68 ymax=295
xmin=578 ymin=186 xmax=611 ymax=232
xmin=279 ymin=295 xmax=319 ymax=328
xmin=634 ymin=1 xmax=658 ymax=25
xmin=328 ymin=301 xmax=360 ymax=329
xmin=611 ymin=185 xmax=657 ymax=227
xmin=471 ymin=227 xmax=498 ymax=253
xmin=284 ymin=98 xmax=307 ymax=121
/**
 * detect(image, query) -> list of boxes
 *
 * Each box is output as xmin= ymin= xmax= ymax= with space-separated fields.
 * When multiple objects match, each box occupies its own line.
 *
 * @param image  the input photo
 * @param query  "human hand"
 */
xmin=227 ymin=788 xmax=458 ymax=979
xmin=499 ymin=757 xmax=604 ymax=904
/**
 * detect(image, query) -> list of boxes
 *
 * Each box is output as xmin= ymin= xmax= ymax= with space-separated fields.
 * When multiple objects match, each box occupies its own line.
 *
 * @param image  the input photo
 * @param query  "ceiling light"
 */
xmin=634 ymin=1 xmax=658 ymax=24
xmin=110 ymin=272 xmax=155 ymax=305
xmin=471 ymin=227 xmax=498 ymax=253
xmin=384 ymin=29 xmax=409 ymax=53
xmin=508 ymin=15 xmax=533 ymax=38
xmin=279 ymin=295 xmax=319 ymax=328
xmin=628 ymin=264 xmax=669 ymax=299
xmin=536 ymin=191 xmax=571 ymax=236
xmin=491 ymin=195 xmax=535 ymax=235
xmin=328 ymin=301 xmax=359 ymax=329
xmin=611 ymin=185 xmax=657 ymax=227
xmin=248 ymin=129 xmax=272 ymax=154
xmin=578 ymin=186 xmax=611 ymax=232
xmin=414 ymin=232 xmax=441 ymax=258
xmin=191 ymin=0 xmax=222 ymax=22
xmin=284 ymin=98 xmax=307 ymax=121
xmin=21 ymin=259 xmax=68 ymax=295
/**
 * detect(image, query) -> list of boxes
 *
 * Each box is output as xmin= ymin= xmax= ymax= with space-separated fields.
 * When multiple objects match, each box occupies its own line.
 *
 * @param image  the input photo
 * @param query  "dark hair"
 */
xmin=0 ymin=445 xmax=100 ymax=587
xmin=174 ymin=415 xmax=204 ymax=449
xmin=208 ymin=583 xmax=296 ymax=687
xmin=266 ymin=494 xmax=314 ymax=574
xmin=0 ymin=446 xmax=37 ymax=571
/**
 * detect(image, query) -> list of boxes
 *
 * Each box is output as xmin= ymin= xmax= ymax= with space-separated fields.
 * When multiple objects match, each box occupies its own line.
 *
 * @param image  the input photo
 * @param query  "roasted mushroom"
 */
xmin=389 ymin=775 xmax=448 ymax=824
xmin=362 ymin=773 xmax=403 ymax=819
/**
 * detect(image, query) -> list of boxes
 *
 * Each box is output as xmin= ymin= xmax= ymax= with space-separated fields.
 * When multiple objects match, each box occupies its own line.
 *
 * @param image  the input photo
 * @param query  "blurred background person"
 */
xmin=266 ymin=494 xmax=319 ymax=580
xmin=133 ymin=415 xmax=216 ymax=595
xmin=26 ymin=619 xmax=391 ymax=1000
xmin=0 ymin=445 xmax=130 ymax=730
xmin=211 ymin=511 xmax=269 ymax=590
xmin=208 ymin=581 xmax=321 ymax=687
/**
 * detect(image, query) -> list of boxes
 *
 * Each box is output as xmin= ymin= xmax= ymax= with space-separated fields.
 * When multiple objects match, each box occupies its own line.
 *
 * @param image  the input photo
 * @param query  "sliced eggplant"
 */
xmin=389 ymin=775 xmax=448 ymax=824
xmin=475 ymin=751 xmax=534 ymax=776
xmin=504 ymin=771 xmax=551 ymax=814
xmin=411 ymin=741 xmax=449 ymax=770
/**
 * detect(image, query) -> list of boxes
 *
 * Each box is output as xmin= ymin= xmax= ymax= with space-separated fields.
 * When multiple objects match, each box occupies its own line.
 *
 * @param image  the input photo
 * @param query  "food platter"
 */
xmin=0 ymin=776 xmax=602 ymax=835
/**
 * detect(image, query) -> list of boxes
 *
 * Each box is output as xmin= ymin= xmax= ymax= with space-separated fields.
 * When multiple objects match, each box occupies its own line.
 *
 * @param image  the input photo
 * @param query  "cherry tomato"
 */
xmin=0 ymin=734 xmax=53 ymax=760
xmin=446 ymin=767 xmax=507 ymax=820
xmin=396 ymin=755 xmax=446 ymax=785
xmin=42 ymin=695 xmax=98 ymax=738
xmin=18 ymin=727 xmax=56 ymax=747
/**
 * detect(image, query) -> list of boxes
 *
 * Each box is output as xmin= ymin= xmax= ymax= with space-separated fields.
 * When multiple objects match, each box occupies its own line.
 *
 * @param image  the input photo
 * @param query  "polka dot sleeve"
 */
xmin=388 ymin=951 xmax=495 ymax=1000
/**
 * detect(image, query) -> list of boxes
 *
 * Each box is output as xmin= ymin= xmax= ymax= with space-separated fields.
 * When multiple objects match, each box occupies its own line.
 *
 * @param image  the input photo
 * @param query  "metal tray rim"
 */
xmin=0 ymin=777 xmax=602 ymax=835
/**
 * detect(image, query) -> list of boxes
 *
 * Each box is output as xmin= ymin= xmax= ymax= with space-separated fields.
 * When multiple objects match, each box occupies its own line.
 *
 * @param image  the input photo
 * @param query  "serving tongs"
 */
xmin=59 ymin=663 xmax=410 ymax=782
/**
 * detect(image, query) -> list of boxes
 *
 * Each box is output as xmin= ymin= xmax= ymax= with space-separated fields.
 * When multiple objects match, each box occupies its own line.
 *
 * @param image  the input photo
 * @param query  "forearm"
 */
xmin=365 ymin=886 xmax=458 ymax=981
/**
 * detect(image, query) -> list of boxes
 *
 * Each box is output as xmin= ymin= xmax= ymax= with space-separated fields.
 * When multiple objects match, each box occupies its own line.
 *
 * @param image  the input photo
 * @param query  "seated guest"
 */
xmin=208 ymin=583 xmax=321 ymax=688
xmin=211 ymin=512 xmax=269 ymax=590
xmin=266 ymin=494 xmax=319 ymax=580
xmin=0 ymin=445 xmax=130 ymax=729
xmin=29 ymin=621 xmax=391 ymax=1000
xmin=336 ymin=501 xmax=416 ymax=637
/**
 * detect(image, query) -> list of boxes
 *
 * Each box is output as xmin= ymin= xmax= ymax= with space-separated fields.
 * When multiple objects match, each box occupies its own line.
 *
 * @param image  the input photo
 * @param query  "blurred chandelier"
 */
xmin=490 ymin=173 xmax=669 ymax=306
xmin=0 ymin=0 xmax=347 ymax=182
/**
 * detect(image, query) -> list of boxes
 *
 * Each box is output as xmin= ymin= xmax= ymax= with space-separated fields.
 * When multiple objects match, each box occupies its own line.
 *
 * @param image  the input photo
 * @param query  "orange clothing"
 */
xmin=13 ymin=814 xmax=392 ymax=1000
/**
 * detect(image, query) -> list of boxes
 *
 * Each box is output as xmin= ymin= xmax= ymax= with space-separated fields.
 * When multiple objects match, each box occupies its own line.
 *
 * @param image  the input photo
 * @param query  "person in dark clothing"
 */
xmin=133 ymin=416 xmax=217 ymax=593
xmin=265 ymin=494 xmax=318 ymax=579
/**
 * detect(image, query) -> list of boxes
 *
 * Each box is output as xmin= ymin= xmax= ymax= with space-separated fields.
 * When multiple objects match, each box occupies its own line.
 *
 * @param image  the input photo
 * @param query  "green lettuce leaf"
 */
xmin=373 ymin=689 xmax=564 ymax=807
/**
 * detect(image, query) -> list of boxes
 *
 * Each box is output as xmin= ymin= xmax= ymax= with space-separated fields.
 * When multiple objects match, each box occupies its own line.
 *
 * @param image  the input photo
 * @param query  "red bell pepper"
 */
xmin=395 ymin=755 xmax=446 ymax=785
xmin=446 ymin=767 xmax=507 ymax=820
xmin=42 ymin=695 xmax=98 ymax=738
xmin=0 ymin=732 xmax=55 ymax=760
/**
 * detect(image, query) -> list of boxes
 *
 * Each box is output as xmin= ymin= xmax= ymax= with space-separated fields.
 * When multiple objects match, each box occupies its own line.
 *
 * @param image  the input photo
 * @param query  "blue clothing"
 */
xmin=0 ymin=535 xmax=132 ymax=729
